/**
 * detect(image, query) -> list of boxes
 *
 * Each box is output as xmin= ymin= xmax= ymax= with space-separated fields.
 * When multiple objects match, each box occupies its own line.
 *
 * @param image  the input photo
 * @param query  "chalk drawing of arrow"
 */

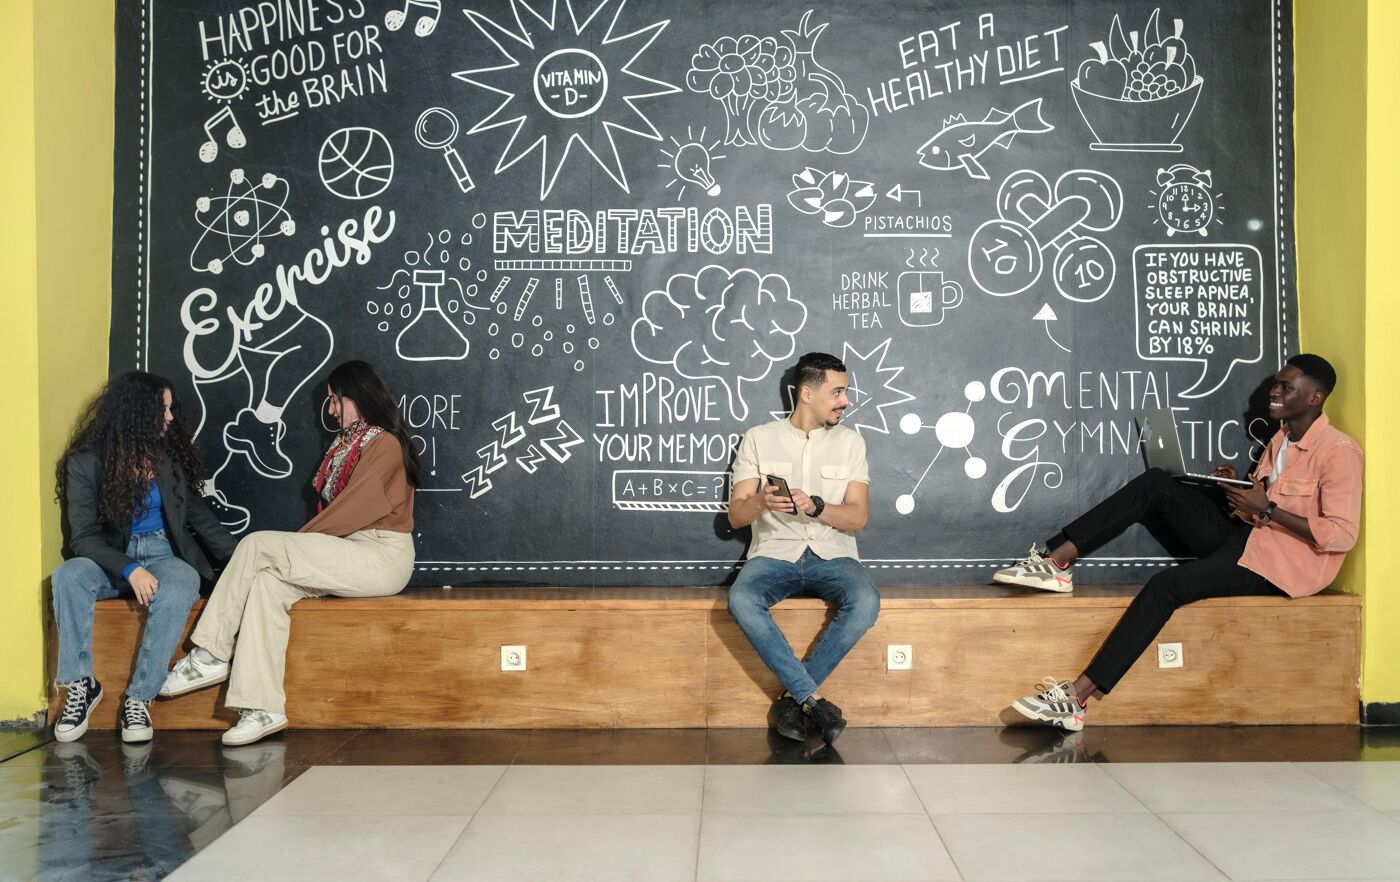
xmin=1034 ymin=303 xmax=1071 ymax=353
xmin=885 ymin=183 xmax=922 ymax=207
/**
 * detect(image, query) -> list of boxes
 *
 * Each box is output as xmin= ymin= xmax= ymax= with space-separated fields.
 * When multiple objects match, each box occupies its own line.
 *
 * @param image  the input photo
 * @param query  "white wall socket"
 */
xmin=501 ymin=645 xmax=527 ymax=671
xmin=887 ymin=644 xmax=913 ymax=671
xmin=1157 ymin=642 xmax=1184 ymax=669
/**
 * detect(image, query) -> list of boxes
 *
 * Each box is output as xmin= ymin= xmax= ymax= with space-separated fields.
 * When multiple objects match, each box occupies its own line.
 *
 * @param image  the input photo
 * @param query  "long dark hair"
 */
xmin=326 ymin=361 xmax=421 ymax=488
xmin=56 ymin=372 xmax=205 ymax=526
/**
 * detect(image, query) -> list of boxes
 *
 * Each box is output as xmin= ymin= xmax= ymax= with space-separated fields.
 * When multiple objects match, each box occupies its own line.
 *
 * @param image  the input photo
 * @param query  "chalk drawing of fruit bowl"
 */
xmin=1071 ymin=77 xmax=1202 ymax=153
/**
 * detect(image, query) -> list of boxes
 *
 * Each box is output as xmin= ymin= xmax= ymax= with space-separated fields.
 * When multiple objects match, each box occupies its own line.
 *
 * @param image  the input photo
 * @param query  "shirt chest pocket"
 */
xmin=1274 ymin=476 xmax=1318 ymax=496
xmin=820 ymin=464 xmax=850 ymax=503
xmin=762 ymin=460 xmax=794 ymax=480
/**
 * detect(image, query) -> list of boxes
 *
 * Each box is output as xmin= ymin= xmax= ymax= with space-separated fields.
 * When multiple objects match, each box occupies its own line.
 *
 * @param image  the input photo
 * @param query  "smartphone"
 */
xmin=765 ymin=474 xmax=793 ymax=504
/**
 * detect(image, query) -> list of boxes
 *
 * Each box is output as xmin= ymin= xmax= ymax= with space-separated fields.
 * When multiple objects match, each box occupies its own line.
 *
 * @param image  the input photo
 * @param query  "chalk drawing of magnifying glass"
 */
xmin=415 ymin=107 xmax=474 ymax=194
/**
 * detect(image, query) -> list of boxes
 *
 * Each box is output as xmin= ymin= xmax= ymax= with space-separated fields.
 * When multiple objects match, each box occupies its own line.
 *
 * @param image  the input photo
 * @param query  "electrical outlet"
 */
xmin=887 ymin=644 xmax=913 ymax=671
xmin=501 ymin=645 xmax=527 ymax=671
xmin=1157 ymin=642 xmax=1183 ymax=669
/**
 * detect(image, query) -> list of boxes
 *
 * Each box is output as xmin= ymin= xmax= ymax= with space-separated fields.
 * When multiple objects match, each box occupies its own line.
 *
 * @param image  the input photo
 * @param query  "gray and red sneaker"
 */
xmin=994 ymin=546 xmax=1074 ymax=592
xmin=1012 ymin=677 xmax=1087 ymax=732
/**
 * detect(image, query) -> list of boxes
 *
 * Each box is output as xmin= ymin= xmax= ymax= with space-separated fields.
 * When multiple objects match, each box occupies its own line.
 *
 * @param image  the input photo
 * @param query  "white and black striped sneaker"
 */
xmin=119 ymin=695 xmax=154 ymax=743
xmin=994 ymin=546 xmax=1074 ymax=592
xmin=54 ymin=677 xmax=102 ymax=742
xmin=1012 ymin=677 xmax=1087 ymax=732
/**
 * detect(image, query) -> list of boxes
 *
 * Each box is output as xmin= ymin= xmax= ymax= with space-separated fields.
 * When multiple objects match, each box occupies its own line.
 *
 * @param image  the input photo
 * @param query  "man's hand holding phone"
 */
xmin=763 ymin=475 xmax=796 ymax=514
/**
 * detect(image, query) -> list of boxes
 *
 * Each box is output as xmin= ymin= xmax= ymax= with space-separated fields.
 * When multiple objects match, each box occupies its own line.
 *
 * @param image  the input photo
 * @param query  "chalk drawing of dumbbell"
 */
xmin=967 ymin=169 xmax=1123 ymax=303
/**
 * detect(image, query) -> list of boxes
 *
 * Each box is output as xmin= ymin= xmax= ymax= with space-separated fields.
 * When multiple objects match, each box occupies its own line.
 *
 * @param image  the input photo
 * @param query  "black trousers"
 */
xmin=1055 ymin=468 xmax=1285 ymax=693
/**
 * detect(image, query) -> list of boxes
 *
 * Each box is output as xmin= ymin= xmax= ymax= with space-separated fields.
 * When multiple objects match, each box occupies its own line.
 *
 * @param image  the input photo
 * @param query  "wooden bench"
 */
xmin=51 ymin=585 xmax=1361 ymax=729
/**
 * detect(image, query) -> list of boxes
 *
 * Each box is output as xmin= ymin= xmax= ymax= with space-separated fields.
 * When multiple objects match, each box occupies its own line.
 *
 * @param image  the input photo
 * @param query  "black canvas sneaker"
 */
xmin=54 ymin=677 xmax=103 ymax=743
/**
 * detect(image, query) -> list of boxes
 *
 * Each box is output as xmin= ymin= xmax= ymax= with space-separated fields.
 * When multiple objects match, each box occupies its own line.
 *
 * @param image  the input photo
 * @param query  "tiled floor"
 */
xmin=1 ymin=726 xmax=1399 ymax=881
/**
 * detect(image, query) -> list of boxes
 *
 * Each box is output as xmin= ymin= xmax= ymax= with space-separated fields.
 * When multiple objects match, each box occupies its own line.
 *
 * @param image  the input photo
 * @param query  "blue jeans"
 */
xmin=52 ymin=532 xmax=201 ymax=701
xmin=726 ymin=549 xmax=880 ymax=704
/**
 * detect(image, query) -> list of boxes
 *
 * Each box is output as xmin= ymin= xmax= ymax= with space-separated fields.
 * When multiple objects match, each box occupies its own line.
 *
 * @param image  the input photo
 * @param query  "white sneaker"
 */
xmin=222 ymin=709 xmax=288 ymax=746
xmin=160 ymin=651 xmax=229 ymax=697
xmin=994 ymin=546 xmax=1074 ymax=592
xmin=1012 ymin=677 xmax=1087 ymax=732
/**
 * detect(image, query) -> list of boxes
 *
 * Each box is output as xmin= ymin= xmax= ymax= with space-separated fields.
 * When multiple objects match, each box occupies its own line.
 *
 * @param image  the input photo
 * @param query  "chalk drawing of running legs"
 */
xmin=222 ymin=311 xmax=334 ymax=479
xmin=188 ymin=371 xmax=254 ymax=532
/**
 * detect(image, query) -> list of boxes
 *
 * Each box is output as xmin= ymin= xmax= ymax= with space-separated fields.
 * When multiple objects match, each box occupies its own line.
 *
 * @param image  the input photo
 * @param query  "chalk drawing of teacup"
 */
xmin=898 ymin=271 xmax=964 ymax=327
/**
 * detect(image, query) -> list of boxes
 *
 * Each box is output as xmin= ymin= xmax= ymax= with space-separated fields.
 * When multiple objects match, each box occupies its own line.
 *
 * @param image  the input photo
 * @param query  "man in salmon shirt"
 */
xmin=999 ymin=354 xmax=1362 ymax=731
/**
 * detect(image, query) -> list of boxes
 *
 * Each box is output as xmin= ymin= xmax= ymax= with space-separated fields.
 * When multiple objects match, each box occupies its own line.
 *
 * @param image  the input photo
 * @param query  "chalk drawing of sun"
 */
xmin=454 ymin=0 xmax=680 ymax=200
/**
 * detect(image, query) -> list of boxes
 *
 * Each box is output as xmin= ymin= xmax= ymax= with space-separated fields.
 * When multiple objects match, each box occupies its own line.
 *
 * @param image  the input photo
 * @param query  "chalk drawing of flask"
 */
xmin=396 ymin=269 xmax=469 ymax=361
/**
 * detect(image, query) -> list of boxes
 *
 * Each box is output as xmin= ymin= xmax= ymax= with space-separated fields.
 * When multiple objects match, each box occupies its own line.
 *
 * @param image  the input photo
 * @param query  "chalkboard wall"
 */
xmin=110 ymin=0 xmax=1296 ymax=586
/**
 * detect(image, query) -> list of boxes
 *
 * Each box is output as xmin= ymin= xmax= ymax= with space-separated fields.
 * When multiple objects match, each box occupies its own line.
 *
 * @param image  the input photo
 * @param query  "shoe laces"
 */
xmin=1017 ymin=545 xmax=1047 ymax=567
xmin=59 ymin=680 xmax=91 ymax=723
xmin=1034 ymin=676 xmax=1075 ymax=703
xmin=121 ymin=696 xmax=150 ymax=728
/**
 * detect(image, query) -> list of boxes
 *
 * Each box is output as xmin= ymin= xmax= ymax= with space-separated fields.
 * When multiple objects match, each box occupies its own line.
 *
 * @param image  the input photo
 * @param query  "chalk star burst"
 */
xmin=840 ymin=339 xmax=916 ymax=435
xmin=454 ymin=0 xmax=680 ymax=200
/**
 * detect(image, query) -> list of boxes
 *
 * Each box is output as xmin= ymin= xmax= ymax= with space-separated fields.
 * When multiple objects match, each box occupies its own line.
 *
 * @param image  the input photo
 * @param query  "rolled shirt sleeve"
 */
xmin=730 ymin=429 xmax=760 ymax=487
xmin=1307 ymin=443 xmax=1363 ymax=553
xmin=848 ymin=433 xmax=870 ymax=486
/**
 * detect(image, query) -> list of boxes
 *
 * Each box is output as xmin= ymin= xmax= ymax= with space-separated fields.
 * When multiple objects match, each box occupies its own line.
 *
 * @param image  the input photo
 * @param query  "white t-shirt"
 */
xmin=1271 ymin=437 xmax=1291 ymax=482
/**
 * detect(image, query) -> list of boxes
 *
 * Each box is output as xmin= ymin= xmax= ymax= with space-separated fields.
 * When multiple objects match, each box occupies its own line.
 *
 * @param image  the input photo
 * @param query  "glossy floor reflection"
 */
xmin=0 ymin=725 xmax=1397 ymax=880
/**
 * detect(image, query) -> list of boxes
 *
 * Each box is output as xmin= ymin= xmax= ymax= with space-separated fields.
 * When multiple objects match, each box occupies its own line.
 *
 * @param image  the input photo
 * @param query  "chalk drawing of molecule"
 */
xmin=189 ymin=169 xmax=295 ymax=274
xmin=895 ymin=380 xmax=987 ymax=515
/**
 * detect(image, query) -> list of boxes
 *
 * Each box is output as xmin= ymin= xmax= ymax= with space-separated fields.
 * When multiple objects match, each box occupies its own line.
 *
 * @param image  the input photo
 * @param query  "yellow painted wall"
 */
xmin=0 ymin=0 xmax=45 ymax=723
xmin=1362 ymin=0 xmax=1400 ymax=705
xmin=0 ymin=0 xmax=113 ymax=722
xmin=1296 ymin=0 xmax=1399 ymax=706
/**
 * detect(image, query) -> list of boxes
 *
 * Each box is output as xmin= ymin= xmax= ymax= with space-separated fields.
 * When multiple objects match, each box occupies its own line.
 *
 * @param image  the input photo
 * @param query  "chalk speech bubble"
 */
xmin=1133 ymin=244 xmax=1264 ymax=399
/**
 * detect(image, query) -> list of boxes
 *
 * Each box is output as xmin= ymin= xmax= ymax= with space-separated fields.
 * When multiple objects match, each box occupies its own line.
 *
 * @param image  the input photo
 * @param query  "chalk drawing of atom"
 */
xmin=190 ymin=169 xmax=295 ymax=274
xmin=895 ymin=380 xmax=988 ymax=515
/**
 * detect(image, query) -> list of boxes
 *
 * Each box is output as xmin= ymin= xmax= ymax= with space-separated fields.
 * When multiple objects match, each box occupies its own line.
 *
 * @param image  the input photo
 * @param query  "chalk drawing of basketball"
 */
xmin=318 ymin=127 xmax=395 ymax=200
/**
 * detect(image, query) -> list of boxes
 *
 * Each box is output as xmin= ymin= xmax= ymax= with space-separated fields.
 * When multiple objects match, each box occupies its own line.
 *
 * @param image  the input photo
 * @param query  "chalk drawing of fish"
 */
xmin=916 ymin=98 xmax=1053 ymax=181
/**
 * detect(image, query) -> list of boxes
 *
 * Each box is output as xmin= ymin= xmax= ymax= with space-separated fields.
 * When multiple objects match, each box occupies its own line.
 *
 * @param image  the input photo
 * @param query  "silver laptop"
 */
xmin=1138 ymin=408 xmax=1253 ymax=487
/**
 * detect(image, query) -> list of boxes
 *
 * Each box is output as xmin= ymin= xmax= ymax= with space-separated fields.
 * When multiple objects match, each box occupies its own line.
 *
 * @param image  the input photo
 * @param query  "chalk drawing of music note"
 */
xmin=386 ymin=0 xmax=441 ymax=37
xmin=199 ymin=106 xmax=246 ymax=163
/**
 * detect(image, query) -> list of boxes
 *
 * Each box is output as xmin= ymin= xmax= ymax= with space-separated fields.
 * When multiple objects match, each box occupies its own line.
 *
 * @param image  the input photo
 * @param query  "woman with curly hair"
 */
xmin=162 ymin=360 xmax=419 ymax=745
xmin=53 ymin=372 xmax=237 ymax=743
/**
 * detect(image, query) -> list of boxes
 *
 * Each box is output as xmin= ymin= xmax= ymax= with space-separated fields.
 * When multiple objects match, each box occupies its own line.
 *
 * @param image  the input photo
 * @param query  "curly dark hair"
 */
xmin=55 ymin=372 xmax=206 ymax=527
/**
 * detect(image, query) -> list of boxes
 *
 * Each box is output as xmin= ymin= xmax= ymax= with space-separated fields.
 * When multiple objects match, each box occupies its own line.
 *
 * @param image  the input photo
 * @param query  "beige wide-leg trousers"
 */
xmin=191 ymin=529 xmax=415 ymax=714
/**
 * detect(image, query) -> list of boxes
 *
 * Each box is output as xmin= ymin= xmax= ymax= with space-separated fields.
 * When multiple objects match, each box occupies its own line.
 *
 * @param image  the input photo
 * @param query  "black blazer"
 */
xmin=62 ymin=449 xmax=239 ymax=582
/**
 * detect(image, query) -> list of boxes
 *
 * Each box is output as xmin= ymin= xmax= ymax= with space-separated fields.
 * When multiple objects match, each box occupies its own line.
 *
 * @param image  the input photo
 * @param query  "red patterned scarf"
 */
xmin=312 ymin=419 xmax=384 ymax=509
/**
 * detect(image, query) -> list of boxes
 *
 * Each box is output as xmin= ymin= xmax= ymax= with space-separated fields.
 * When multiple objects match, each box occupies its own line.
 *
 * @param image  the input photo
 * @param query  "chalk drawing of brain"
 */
xmin=631 ymin=265 xmax=808 ymax=420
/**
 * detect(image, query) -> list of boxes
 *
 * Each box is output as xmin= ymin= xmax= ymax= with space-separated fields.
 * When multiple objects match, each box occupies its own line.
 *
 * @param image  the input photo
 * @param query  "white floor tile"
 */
xmin=905 ymin=763 xmax=1148 ymax=815
xmin=166 ymin=814 xmax=471 ymax=881
xmin=431 ymin=813 xmax=699 ymax=882
xmin=696 ymin=813 xmax=960 ymax=882
xmin=478 ymin=765 xmax=703 ymax=815
xmin=1102 ymin=762 xmax=1369 ymax=812
xmin=704 ymin=765 xmax=923 ymax=815
xmin=1162 ymin=811 xmax=1400 ymax=880
xmin=932 ymin=812 xmax=1224 ymax=881
xmin=1297 ymin=761 xmax=1400 ymax=811
xmin=254 ymin=766 xmax=506 ymax=817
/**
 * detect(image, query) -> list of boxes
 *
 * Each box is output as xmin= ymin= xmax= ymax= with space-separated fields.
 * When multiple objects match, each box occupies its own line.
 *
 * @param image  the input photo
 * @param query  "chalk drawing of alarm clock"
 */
xmin=1155 ymin=164 xmax=1215 ymax=237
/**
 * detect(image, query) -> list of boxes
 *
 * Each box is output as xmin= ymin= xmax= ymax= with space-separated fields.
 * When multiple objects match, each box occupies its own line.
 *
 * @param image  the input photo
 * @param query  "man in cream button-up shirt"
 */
xmin=726 ymin=352 xmax=879 ymax=746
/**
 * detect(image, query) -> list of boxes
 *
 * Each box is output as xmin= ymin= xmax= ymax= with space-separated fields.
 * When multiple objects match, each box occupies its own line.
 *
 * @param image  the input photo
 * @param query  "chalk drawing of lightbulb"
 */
xmin=661 ymin=127 xmax=726 ymax=200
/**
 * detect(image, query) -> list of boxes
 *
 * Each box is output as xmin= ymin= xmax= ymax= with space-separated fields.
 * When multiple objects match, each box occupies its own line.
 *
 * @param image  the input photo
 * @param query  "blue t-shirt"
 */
xmin=122 ymin=482 xmax=166 ymax=580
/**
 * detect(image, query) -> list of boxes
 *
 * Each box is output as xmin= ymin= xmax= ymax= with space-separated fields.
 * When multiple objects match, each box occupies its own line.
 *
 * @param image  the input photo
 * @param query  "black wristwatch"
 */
xmin=809 ymin=495 xmax=826 ymax=519
xmin=1258 ymin=501 xmax=1277 ymax=524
